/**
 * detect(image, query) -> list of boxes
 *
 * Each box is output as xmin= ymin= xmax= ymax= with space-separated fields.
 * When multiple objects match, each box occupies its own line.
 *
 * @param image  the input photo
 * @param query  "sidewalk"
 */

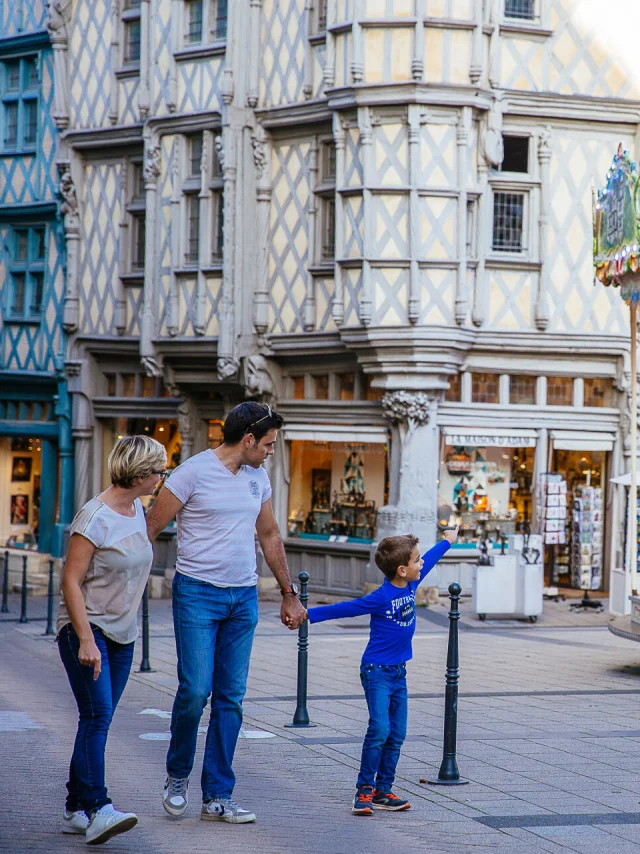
xmin=3 ymin=592 xmax=640 ymax=853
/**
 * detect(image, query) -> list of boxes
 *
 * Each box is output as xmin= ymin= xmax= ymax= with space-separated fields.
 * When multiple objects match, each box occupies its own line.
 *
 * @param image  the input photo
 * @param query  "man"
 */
xmin=147 ymin=402 xmax=306 ymax=825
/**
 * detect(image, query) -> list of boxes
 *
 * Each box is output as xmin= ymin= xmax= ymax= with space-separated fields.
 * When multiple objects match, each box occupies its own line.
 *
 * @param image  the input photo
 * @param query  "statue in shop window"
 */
xmin=343 ymin=449 xmax=365 ymax=497
xmin=453 ymin=477 xmax=470 ymax=512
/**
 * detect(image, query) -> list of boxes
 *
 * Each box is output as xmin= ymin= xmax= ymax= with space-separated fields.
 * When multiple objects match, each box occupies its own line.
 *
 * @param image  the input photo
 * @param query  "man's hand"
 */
xmin=443 ymin=525 xmax=459 ymax=545
xmin=281 ymin=595 xmax=307 ymax=630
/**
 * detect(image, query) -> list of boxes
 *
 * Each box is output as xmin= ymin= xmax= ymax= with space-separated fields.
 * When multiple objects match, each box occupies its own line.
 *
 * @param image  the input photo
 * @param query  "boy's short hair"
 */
xmin=375 ymin=534 xmax=419 ymax=580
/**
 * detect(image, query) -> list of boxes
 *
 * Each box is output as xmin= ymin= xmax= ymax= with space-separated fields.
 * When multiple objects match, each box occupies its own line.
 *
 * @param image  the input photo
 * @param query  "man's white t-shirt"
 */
xmin=164 ymin=449 xmax=272 ymax=587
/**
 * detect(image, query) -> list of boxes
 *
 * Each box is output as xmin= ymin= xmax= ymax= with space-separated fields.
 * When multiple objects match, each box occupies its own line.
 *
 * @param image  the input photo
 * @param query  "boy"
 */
xmin=306 ymin=528 xmax=458 ymax=815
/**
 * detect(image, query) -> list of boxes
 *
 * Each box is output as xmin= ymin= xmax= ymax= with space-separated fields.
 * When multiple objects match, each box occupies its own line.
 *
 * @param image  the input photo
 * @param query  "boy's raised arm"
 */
xmin=307 ymin=587 xmax=386 ymax=624
xmin=419 ymin=526 xmax=459 ymax=582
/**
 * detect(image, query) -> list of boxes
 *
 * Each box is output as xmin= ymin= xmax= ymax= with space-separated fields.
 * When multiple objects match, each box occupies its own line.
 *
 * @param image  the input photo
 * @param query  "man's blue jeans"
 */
xmin=58 ymin=623 xmax=134 ymax=816
xmin=166 ymin=572 xmax=259 ymax=801
xmin=357 ymin=663 xmax=408 ymax=791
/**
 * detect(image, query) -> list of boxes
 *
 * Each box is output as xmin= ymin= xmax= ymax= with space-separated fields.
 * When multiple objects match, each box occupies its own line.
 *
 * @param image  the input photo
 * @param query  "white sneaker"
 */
xmin=62 ymin=809 xmax=89 ymax=834
xmin=85 ymin=804 xmax=137 ymax=845
xmin=162 ymin=775 xmax=189 ymax=817
xmin=201 ymin=798 xmax=256 ymax=824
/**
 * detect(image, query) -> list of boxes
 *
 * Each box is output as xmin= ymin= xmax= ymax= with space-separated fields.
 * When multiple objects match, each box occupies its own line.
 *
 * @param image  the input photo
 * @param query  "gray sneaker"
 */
xmin=201 ymin=798 xmax=256 ymax=824
xmin=162 ymin=775 xmax=189 ymax=817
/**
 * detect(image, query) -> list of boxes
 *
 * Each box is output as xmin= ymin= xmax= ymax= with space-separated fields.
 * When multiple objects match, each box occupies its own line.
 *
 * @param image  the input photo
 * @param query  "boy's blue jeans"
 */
xmin=166 ymin=572 xmax=259 ymax=801
xmin=58 ymin=623 xmax=134 ymax=816
xmin=357 ymin=663 xmax=408 ymax=791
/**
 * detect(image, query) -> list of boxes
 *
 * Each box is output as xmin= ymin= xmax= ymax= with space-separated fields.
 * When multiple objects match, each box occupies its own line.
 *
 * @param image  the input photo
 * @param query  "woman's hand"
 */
xmin=78 ymin=637 xmax=102 ymax=681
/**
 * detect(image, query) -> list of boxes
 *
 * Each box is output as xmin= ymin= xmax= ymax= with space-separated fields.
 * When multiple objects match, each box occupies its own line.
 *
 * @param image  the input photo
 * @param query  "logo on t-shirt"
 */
xmin=385 ymin=592 xmax=416 ymax=628
xmin=249 ymin=480 xmax=260 ymax=498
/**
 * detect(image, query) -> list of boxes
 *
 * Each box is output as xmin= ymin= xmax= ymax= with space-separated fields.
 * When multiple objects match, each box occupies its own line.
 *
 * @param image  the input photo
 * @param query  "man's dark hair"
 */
xmin=374 ymin=534 xmax=419 ymax=580
xmin=223 ymin=401 xmax=284 ymax=445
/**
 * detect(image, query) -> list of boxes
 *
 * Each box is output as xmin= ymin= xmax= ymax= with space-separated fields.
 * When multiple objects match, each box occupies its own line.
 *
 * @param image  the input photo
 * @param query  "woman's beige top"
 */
xmin=56 ymin=496 xmax=153 ymax=644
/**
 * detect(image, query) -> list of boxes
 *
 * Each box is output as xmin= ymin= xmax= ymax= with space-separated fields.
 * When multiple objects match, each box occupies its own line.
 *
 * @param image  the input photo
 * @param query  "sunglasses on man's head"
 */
xmin=245 ymin=404 xmax=273 ymax=434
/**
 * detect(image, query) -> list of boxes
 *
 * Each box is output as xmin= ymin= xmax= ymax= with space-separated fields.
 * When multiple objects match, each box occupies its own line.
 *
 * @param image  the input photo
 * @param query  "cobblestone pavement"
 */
xmin=4 ymin=593 xmax=640 ymax=853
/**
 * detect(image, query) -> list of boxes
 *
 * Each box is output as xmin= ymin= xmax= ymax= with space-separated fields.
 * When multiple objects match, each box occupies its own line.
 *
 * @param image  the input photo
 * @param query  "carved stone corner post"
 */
xmin=140 ymin=142 xmax=162 ymax=374
xmin=167 ymin=138 xmax=180 ymax=335
xmin=251 ymin=125 xmax=272 ymax=336
xmin=359 ymin=108 xmax=373 ymax=326
xmin=535 ymin=126 xmax=552 ymax=331
xmin=58 ymin=162 xmax=80 ymax=332
xmin=454 ymin=107 xmax=471 ymax=327
xmin=407 ymin=106 xmax=421 ymax=325
xmin=46 ymin=0 xmax=72 ymax=130
xmin=331 ymin=112 xmax=346 ymax=326
xmin=376 ymin=390 xmax=440 ymax=548
xmin=216 ymin=131 xmax=240 ymax=381
xmin=247 ymin=0 xmax=263 ymax=108
xmin=304 ymin=137 xmax=319 ymax=331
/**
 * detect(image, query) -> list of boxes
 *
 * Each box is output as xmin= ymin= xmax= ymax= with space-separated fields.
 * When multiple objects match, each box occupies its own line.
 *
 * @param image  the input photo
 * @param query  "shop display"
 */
xmin=571 ymin=486 xmax=603 ymax=591
xmin=537 ymin=474 xmax=570 ymax=584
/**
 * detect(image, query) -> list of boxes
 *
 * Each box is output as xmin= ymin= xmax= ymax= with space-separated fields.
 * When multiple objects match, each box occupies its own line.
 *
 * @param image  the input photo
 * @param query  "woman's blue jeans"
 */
xmin=166 ymin=572 xmax=259 ymax=801
xmin=58 ymin=623 xmax=134 ymax=816
xmin=357 ymin=663 xmax=408 ymax=791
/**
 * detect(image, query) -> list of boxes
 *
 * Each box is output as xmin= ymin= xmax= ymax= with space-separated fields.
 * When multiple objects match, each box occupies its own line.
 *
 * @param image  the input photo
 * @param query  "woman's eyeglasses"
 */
xmin=151 ymin=469 xmax=168 ymax=478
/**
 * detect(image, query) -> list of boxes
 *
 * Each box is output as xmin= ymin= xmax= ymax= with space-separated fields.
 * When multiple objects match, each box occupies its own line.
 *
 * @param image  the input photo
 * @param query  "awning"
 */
xmin=441 ymin=428 xmax=537 ymax=448
xmin=550 ymin=430 xmax=615 ymax=452
xmin=283 ymin=424 xmax=388 ymax=444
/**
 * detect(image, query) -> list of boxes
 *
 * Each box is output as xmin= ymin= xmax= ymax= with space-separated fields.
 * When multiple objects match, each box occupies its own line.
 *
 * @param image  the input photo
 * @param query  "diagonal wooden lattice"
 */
xmin=267 ymin=142 xmax=310 ymax=333
xmin=344 ymin=127 xmax=363 ymax=188
xmin=79 ymin=162 xmax=122 ymax=335
xmin=418 ymin=267 xmax=455 ymax=326
xmin=153 ymin=0 xmax=173 ymax=113
xmin=0 ymin=0 xmax=46 ymax=36
xmin=260 ymin=0 xmax=307 ymax=106
xmin=419 ymin=196 xmax=456 ymax=260
xmin=487 ymin=270 xmax=534 ymax=330
xmin=314 ymin=277 xmax=337 ymax=332
xmin=420 ymin=123 xmax=456 ymax=188
xmin=343 ymin=268 xmax=362 ymax=328
xmin=125 ymin=285 xmax=143 ymax=336
xmin=344 ymin=195 xmax=363 ymax=258
xmin=374 ymin=122 xmax=408 ymax=186
xmin=371 ymin=266 xmax=408 ymax=326
xmin=177 ymin=57 xmax=225 ymax=113
xmin=69 ymin=0 xmax=113 ymax=128
xmin=374 ymin=194 xmax=408 ymax=258
xmin=119 ymin=77 xmax=140 ymax=125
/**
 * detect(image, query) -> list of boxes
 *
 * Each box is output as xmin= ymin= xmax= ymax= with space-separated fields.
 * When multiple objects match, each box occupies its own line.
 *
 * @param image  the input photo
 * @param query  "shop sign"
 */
xmin=445 ymin=433 xmax=536 ymax=448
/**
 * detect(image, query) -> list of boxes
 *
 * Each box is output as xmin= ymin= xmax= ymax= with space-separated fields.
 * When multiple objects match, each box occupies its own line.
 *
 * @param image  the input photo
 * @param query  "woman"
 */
xmin=57 ymin=435 xmax=167 ymax=845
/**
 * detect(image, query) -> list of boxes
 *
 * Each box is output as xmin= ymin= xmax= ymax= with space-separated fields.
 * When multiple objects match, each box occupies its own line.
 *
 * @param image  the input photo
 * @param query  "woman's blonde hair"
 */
xmin=108 ymin=435 xmax=167 ymax=488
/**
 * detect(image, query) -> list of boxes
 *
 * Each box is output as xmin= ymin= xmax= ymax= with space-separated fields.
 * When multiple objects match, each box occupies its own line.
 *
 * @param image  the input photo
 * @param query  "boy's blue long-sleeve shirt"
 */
xmin=307 ymin=540 xmax=451 ymax=665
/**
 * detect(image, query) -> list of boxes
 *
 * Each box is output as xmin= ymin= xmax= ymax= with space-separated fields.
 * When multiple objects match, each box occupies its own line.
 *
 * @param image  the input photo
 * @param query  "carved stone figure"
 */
xmin=141 ymin=356 xmax=163 ymax=378
xmin=481 ymin=95 xmax=505 ymax=168
xmin=251 ymin=133 xmax=266 ymax=180
xmin=382 ymin=390 xmax=432 ymax=432
xmin=215 ymin=135 xmax=225 ymax=171
xmin=45 ymin=0 xmax=73 ymax=39
xmin=217 ymin=356 xmax=239 ymax=380
xmin=538 ymin=125 xmax=552 ymax=159
xmin=58 ymin=163 xmax=79 ymax=226
xmin=143 ymin=145 xmax=161 ymax=184
xmin=243 ymin=354 xmax=275 ymax=402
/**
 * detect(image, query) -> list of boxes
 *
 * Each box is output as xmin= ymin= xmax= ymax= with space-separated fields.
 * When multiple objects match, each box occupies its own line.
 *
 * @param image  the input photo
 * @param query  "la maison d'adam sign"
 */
xmin=445 ymin=433 xmax=537 ymax=448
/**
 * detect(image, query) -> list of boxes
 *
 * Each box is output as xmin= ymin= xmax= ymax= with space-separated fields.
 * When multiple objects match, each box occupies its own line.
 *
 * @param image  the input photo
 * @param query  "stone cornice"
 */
xmin=63 ymin=124 xmax=144 ymax=150
xmin=145 ymin=111 xmax=222 ymax=138
xmin=267 ymin=332 xmax=346 ymax=356
xmin=255 ymin=99 xmax=332 ymax=129
xmin=277 ymin=400 xmax=385 ymax=425
xmin=505 ymin=91 xmax=640 ymax=125
xmin=92 ymin=396 xmax=180 ymax=419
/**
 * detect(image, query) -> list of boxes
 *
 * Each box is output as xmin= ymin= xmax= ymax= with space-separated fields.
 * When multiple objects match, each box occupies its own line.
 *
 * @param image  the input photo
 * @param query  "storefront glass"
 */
xmin=438 ymin=443 xmax=534 ymax=544
xmin=101 ymin=418 xmax=182 ymax=492
xmin=3 ymin=436 xmax=42 ymax=549
xmin=287 ymin=440 xmax=388 ymax=543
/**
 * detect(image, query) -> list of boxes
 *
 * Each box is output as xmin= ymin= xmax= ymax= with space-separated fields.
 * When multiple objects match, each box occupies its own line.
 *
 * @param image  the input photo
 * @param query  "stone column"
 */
xmin=358 ymin=107 xmax=373 ymax=325
xmin=45 ymin=0 xmax=72 ymax=130
xmin=455 ymin=107 xmax=471 ymax=326
xmin=350 ymin=0 xmax=364 ymax=83
xmin=247 ymin=0 xmax=262 ymax=107
xmin=216 ymin=127 xmax=240 ymax=380
xmin=73 ymin=426 xmax=93 ymax=511
xmin=58 ymin=162 xmax=80 ymax=332
xmin=535 ymin=126 xmax=552 ymax=331
xmin=376 ymin=391 xmax=439 ymax=548
xmin=411 ymin=0 xmax=424 ymax=81
xmin=195 ymin=131 xmax=211 ymax=335
xmin=251 ymin=125 xmax=272 ymax=335
xmin=304 ymin=137 xmax=319 ymax=330
xmin=324 ymin=0 xmax=335 ymax=87
xmin=138 ymin=0 xmax=151 ymax=118
xmin=168 ymin=138 xmax=180 ymax=335
xmin=407 ymin=105 xmax=420 ymax=324
xmin=331 ymin=113 xmax=346 ymax=326
xmin=140 ymin=141 xmax=163 ymax=376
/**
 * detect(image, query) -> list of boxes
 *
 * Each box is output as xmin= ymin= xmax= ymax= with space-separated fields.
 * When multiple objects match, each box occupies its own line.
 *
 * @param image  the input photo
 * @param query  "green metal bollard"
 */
xmin=285 ymin=571 xmax=316 ymax=728
xmin=19 ymin=555 xmax=28 ymax=624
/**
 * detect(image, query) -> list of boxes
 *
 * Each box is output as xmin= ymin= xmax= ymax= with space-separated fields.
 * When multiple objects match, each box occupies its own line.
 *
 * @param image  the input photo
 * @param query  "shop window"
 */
xmin=445 ymin=374 xmax=461 ymax=402
xmin=492 ymin=192 xmax=525 ymax=252
xmin=121 ymin=374 xmax=137 ymax=397
xmin=7 ymin=226 xmax=46 ymax=320
xmin=293 ymin=376 xmax=305 ymax=400
xmin=547 ymin=376 xmax=573 ymax=406
xmin=439 ymin=444 xmax=534 ymax=545
xmin=208 ymin=419 xmax=223 ymax=449
xmin=510 ymin=375 xmax=536 ymax=405
xmin=1 ymin=56 xmax=38 ymax=152
xmin=316 ymin=141 xmax=336 ymax=263
xmin=338 ymin=373 xmax=355 ymax=401
xmin=365 ymin=376 xmax=384 ymax=401
xmin=584 ymin=378 xmax=614 ymax=408
xmin=142 ymin=375 xmax=156 ymax=397
xmin=122 ymin=0 xmax=142 ymax=66
xmin=102 ymin=417 xmax=182 ymax=490
xmin=105 ymin=374 xmax=116 ymax=396
xmin=471 ymin=373 xmax=499 ymax=404
xmin=504 ymin=0 xmax=534 ymax=19
xmin=500 ymin=136 xmax=529 ymax=173
xmin=288 ymin=440 xmax=388 ymax=542
xmin=314 ymin=374 xmax=329 ymax=400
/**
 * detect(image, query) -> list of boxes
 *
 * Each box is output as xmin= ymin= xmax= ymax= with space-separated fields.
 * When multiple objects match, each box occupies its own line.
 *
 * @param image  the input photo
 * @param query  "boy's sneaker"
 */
xmin=201 ymin=798 xmax=256 ymax=824
xmin=352 ymin=786 xmax=374 ymax=816
xmin=62 ymin=809 xmax=89 ymax=834
xmin=372 ymin=790 xmax=411 ymax=811
xmin=162 ymin=775 xmax=189 ymax=817
xmin=85 ymin=804 xmax=137 ymax=845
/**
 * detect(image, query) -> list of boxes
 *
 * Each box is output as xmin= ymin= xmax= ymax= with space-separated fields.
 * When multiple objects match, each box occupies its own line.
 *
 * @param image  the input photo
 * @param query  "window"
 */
xmin=492 ymin=192 xmax=524 ymax=252
xmin=2 ymin=57 xmax=38 ymax=151
xmin=182 ymin=135 xmax=202 ymax=266
xmin=210 ymin=141 xmax=223 ymax=263
xmin=189 ymin=134 xmax=202 ymax=176
xmin=186 ymin=195 xmax=200 ymax=265
xmin=547 ymin=377 xmax=573 ymax=407
xmin=584 ymin=378 xmax=614 ymax=408
xmin=121 ymin=374 xmax=137 ymax=396
xmin=504 ymin=0 xmax=535 ymax=20
xmin=7 ymin=226 xmax=46 ymax=320
xmin=183 ymin=0 xmax=227 ymax=46
xmin=314 ymin=375 xmax=329 ymax=400
xmin=316 ymin=0 xmax=327 ymax=30
xmin=293 ymin=376 xmax=305 ymax=400
xmin=122 ymin=0 xmax=142 ymax=65
xmin=510 ymin=375 xmax=536 ymax=405
xmin=445 ymin=373 xmax=461 ymax=402
xmin=471 ymin=373 xmax=499 ymax=404
xmin=142 ymin=375 xmax=156 ymax=397
xmin=127 ymin=161 xmax=146 ymax=272
xmin=365 ymin=376 xmax=384 ymax=401
xmin=106 ymin=374 xmax=116 ymax=396
xmin=500 ymin=136 xmax=529 ymax=173
xmin=315 ymin=141 xmax=336 ymax=263
xmin=338 ymin=373 xmax=355 ymax=401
